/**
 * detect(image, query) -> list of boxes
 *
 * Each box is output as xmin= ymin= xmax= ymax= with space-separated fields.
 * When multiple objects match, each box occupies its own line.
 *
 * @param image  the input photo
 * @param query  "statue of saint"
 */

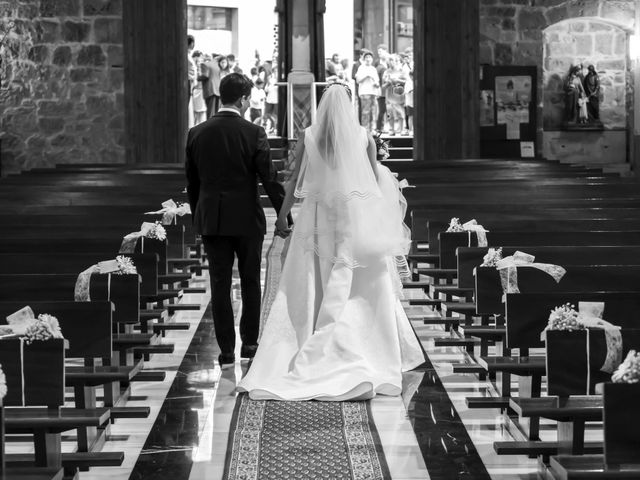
xmin=564 ymin=66 xmax=585 ymax=124
xmin=583 ymin=65 xmax=600 ymax=121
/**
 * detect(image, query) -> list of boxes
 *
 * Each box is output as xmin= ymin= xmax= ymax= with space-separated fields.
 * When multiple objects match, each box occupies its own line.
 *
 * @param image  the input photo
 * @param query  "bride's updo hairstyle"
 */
xmin=322 ymin=82 xmax=352 ymax=101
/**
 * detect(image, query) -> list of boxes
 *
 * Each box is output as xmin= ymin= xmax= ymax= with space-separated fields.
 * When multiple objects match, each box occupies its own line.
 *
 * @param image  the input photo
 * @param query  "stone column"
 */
xmin=633 ymin=0 xmax=640 ymax=177
xmin=278 ymin=0 xmax=326 ymax=139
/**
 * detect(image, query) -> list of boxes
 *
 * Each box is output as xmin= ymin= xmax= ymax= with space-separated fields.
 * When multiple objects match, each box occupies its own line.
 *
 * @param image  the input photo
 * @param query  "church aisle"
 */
xmin=74 ymin=211 xmax=545 ymax=480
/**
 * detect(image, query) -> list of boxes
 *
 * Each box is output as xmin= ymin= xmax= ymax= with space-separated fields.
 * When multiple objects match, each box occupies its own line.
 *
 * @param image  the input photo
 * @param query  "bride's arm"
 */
xmin=366 ymin=133 xmax=379 ymax=181
xmin=276 ymin=131 xmax=305 ymax=232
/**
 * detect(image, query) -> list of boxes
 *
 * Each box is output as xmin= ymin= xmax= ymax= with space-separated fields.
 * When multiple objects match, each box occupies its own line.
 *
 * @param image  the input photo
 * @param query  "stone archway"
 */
xmin=542 ymin=17 xmax=631 ymax=166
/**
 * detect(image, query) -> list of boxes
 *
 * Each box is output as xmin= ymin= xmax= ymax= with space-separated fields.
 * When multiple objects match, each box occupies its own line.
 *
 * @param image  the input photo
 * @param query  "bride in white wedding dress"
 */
xmin=237 ymin=83 xmax=425 ymax=401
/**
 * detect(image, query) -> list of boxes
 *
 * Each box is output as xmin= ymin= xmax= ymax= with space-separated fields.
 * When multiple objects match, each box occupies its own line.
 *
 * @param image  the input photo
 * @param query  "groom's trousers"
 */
xmin=202 ymin=235 xmax=264 ymax=355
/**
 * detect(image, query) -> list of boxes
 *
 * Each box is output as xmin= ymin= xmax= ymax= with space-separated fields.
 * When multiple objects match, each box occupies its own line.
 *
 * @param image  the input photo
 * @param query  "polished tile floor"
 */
xmin=8 ymin=212 xmax=567 ymax=480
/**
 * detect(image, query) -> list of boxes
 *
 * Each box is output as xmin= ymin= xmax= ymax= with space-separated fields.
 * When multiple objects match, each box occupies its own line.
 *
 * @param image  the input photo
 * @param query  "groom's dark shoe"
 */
xmin=240 ymin=344 xmax=258 ymax=359
xmin=218 ymin=353 xmax=235 ymax=369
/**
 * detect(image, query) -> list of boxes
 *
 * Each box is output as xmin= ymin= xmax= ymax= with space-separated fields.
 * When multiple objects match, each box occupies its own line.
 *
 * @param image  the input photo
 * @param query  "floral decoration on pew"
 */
xmin=5 ymin=307 xmax=64 ymax=345
xmin=0 ymin=364 xmax=6 ymax=400
xmin=145 ymin=199 xmax=191 ymax=226
xmin=480 ymin=247 xmax=503 ymax=267
xmin=147 ymin=221 xmax=167 ymax=241
xmin=612 ymin=350 xmax=640 ymax=384
xmin=115 ymin=255 xmax=137 ymax=275
xmin=446 ymin=217 xmax=489 ymax=247
xmin=119 ymin=221 xmax=167 ymax=254
xmin=74 ymin=256 xmax=138 ymax=302
xmin=23 ymin=314 xmax=63 ymax=345
xmin=541 ymin=302 xmax=623 ymax=376
xmin=373 ymin=132 xmax=390 ymax=161
xmin=544 ymin=303 xmax=585 ymax=331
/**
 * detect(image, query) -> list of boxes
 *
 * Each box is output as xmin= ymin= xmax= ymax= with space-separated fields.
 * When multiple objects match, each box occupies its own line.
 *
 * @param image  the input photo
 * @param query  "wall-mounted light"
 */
xmin=630 ymin=33 xmax=640 ymax=60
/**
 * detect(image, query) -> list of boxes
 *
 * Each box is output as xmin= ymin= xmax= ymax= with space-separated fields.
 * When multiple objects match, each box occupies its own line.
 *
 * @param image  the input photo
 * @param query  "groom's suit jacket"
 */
xmin=185 ymin=111 xmax=286 ymax=237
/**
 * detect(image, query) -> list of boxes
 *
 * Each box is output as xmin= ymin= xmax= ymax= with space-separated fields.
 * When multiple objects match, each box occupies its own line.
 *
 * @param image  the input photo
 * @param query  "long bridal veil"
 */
xmin=237 ymin=84 xmax=424 ymax=401
xmin=293 ymin=85 xmax=411 ymax=270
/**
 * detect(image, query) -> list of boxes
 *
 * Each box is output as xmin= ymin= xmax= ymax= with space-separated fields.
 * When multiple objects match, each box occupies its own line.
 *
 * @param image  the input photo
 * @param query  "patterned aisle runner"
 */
xmin=224 ymin=395 xmax=390 ymax=480
xmin=223 ymin=235 xmax=391 ymax=480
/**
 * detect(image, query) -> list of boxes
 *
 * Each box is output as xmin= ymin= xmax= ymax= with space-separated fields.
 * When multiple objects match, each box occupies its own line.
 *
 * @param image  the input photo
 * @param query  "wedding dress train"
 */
xmin=238 ymin=92 xmax=424 ymax=401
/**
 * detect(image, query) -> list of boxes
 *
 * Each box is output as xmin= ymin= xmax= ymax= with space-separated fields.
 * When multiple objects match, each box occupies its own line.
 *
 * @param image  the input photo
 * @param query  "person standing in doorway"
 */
xmin=199 ymin=54 xmax=217 ymax=118
xmin=376 ymin=44 xmax=389 ymax=133
xmin=355 ymin=50 xmax=379 ymax=132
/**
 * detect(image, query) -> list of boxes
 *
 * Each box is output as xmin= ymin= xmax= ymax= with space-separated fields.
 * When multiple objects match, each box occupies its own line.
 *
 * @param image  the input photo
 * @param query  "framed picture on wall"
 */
xmin=480 ymin=65 xmax=537 ymax=159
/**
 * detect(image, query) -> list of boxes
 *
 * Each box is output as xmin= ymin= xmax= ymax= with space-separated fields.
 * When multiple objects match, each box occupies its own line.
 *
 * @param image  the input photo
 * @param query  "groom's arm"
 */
xmin=185 ymin=130 xmax=200 ymax=216
xmin=253 ymin=126 xmax=291 ymax=223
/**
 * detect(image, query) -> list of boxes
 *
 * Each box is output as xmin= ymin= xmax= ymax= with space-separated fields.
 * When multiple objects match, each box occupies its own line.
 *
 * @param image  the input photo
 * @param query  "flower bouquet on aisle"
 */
xmin=373 ymin=132 xmax=390 ymax=161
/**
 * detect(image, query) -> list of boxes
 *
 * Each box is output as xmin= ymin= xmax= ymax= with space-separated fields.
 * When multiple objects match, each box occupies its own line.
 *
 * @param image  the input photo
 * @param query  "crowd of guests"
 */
xmin=187 ymin=35 xmax=279 ymax=133
xmin=327 ymin=44 xmax=414 ymax=136
xmin=187 ymin=35 xmax=414 ymax=137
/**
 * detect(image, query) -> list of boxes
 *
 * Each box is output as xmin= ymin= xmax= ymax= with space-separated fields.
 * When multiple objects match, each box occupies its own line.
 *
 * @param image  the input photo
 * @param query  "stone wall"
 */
xmin=479 ymin=0 xmax=635 ymax=158
xmin=0 ymin=0 xmax=124 ymax=174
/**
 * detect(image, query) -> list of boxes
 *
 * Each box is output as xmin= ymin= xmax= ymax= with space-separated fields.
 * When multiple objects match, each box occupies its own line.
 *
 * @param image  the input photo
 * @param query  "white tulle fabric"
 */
xmin=238 ymin=87 xmax=423 ymax=401
xmin=293 ymin=86 xmax=410 ymax=269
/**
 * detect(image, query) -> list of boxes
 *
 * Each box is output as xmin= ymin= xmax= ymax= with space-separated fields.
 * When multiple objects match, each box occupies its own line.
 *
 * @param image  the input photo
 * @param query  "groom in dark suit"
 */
xmin=185 ymin=73 xmax=289 ymax=368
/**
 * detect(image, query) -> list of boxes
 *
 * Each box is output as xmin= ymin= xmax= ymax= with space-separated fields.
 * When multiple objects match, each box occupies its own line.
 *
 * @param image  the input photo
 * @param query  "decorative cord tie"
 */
xmin=446 ymin=218 xmax=489 ymax=247
xmin=74 ymin=257 xmax=137 ymax=302
xmin=495 ymin=251 xmax=566 ymax=301
xmin=119 ymin=221 xmax=167 ymax=254
xmin=145 ymin=199 xmax=191 ymax=225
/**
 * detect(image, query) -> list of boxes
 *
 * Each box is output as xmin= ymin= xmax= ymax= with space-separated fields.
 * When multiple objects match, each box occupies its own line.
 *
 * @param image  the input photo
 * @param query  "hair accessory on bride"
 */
xmin=322 ymin=81 xmax=352 ymax=101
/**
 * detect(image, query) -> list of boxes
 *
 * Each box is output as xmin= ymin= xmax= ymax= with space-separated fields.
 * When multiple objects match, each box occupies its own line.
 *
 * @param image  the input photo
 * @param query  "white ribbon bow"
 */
xmin=74 ymin=258 xmax=133 ymax=302
xmin=397 ymin=179 xmax=414 ymax=190
xmin=119 ymin=222 xmax=157 ymax=253
xmin=462 ymin=219 xmax=489 ymax=247
xmin=495 ymin=251 xmax=566 ymax=300
xmin=145 ymin=199 xmax=191 ymax=225
xmin=576 ymin=302 xmax=622 ymax=376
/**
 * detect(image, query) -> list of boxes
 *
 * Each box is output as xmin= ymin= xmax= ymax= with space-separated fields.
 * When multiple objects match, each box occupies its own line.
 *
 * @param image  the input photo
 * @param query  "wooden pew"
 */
xmin=475 ymin=265 xmax=640 ymax=317
xmin=0 ymin=302 xmax=150 ymax=445
xmin=477 ymin=292 xmax=640 ymax=447
xmin=0 ymin=390 xmax=64 ymax=480
xmin=0 ymin=274 xmax=175 ymax=368
xmin=0 ymin=338 xmax=122 ymax=475
xmin=549 ymin=383 xmax=640 ymax=479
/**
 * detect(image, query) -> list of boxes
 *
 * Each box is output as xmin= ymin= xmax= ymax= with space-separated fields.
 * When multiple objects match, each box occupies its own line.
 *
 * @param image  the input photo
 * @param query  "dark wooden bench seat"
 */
xmin=0 ymin=467 xmax=64 ymax=480
xmin=0 ymin=338 xmax=122 ymax=471
xmin=549 ymin=455 xmax=640 ymax=480
xmin=509 ymin=396 xmax=602 ymax=456
xmin=5 ymin=407 xmax=111 ymax=434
